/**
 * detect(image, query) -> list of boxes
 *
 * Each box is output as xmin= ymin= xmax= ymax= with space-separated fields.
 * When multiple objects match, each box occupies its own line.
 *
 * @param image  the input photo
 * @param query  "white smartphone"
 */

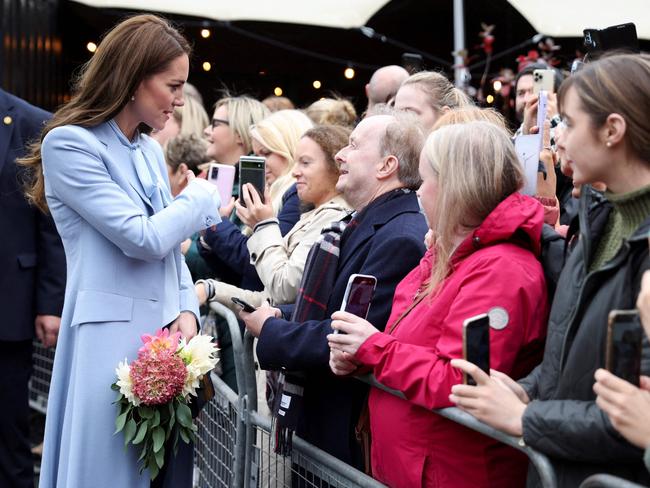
xmin=207 ymin=163 xmax=235 ymax=208
xmin=533 ymin=69 xmax=555 ymax=94
xmin=335 ymin=274 xmax=377 ymax=335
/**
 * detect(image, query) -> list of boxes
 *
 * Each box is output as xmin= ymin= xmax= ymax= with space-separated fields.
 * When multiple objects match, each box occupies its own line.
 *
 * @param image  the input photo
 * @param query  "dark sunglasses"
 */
xmin=211 ymin=117 xmax=230 ymax=129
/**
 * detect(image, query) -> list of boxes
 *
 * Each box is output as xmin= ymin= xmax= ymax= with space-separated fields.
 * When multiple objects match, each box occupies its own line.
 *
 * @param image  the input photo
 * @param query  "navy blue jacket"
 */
xmin=199 ymin=184 xmax=300 ymax=290
xmin=256 ymin=190 xmax=427 ymax=466
xmin=0 ymin=89 xmax=66 ymax=341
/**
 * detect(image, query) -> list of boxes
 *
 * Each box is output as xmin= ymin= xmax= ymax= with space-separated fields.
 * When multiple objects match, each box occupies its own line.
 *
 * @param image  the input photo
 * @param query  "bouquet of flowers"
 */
xmin=111 ymin=329 xmax=218 ymax=480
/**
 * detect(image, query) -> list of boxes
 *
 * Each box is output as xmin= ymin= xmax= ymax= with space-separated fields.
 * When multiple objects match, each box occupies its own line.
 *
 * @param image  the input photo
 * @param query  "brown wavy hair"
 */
xmin=19 ymin=14 xmax=191 ymax=213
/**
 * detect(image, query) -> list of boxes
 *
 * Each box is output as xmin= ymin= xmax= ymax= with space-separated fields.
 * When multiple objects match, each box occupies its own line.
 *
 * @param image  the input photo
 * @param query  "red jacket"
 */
xmin=355 ymin=193 xmax=549 ymax=488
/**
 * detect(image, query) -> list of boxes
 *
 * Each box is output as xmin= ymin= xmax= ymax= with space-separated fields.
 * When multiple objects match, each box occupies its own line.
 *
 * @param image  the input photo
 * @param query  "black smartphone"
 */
xmin=583 ymin=23 xmax=639 ymax=54
xmin=231 ymin=296 xmax=256 ymax=313
xmin=462 ymin=313 xmax=490 ymax=386
xmin=606 ymin=310 xmax=643 ymax=386
xmin=239 ymin=156 xmax=266 ymax=207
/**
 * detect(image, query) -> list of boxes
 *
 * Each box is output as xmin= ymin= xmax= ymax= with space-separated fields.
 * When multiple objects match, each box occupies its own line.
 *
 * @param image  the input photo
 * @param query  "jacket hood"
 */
xmin=452 ymin=192 xmax=544 ymax=264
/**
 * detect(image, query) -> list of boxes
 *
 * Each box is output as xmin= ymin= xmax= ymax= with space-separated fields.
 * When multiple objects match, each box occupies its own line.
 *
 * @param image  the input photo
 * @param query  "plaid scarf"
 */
xmin=270 ymin=216 xmax=353 ymax=456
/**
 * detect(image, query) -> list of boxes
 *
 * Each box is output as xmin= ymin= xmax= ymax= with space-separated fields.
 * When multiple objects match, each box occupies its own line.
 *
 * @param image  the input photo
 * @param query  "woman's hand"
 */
xmin=329 ymin=348 xmax=361 ymax=376
xmin=235 ymin=184 xmax=274 ymax=228
xmin=239 ymin=301 xmax=281 ymax=337
xmin=169 ymin=311 xmax=197 ymax=340
xmin=219 ymin=196 xmax=236 ymax=219
xmin=536 ymin=119 xmax=557 ymax=199
xmin=327 ymin=311 xmax=379 ymax=356
xmin=594 ymin=368 xmax=650 ymax=449
xmin=449 ymin=359 xmax=527 ymax=437
xmin=195 ymin=282 xmax=208 ymax=306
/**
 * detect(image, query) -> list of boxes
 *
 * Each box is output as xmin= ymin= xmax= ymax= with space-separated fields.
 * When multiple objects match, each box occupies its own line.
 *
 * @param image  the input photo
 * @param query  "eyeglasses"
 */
xmin=211 ymin=118 xmax=230 ymax=129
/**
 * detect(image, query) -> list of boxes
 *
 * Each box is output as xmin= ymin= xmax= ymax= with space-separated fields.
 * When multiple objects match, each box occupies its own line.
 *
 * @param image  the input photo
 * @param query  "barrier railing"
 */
xmin=358 ymin=374 xmax=558 ymax=488
xmin=28 ymin=306 xmax=647 ymax=488
xmin=579 ymin=474 xmax=648 ymax=488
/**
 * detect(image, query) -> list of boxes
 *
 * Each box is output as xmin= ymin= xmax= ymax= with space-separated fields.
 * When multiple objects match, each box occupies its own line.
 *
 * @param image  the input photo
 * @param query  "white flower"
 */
xmin=178 ymin=335 xmax=219 ymax=398
xmin=115 ymin=359 xmax=140 ymax=406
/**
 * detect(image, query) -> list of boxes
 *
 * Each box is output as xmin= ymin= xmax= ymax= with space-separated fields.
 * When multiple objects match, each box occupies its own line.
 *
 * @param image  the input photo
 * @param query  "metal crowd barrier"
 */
xmin=28 ymin=304 xmax=648 ymax=488
xmin=579 ymin=475 xmax=648 ymax=488
xmin=29 ymin=340 xmax=55 ymax=414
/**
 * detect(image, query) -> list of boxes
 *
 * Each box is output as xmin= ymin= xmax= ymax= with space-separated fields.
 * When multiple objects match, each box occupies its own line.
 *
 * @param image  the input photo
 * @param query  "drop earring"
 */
xmin=131 ymin=95 xmax=135 ymax=102
xmin=606 ymin=141 xmax=612 ymax=148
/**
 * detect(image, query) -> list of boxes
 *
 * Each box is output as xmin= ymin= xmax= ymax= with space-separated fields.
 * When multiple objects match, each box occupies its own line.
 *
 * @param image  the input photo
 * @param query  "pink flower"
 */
xmin=130 ymin=351 xmax=186 ymax=405
xmin=138 ymin=328 xmax=181 ymax=358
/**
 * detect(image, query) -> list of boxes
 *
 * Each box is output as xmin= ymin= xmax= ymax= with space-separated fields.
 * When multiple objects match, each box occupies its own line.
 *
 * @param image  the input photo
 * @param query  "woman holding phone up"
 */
xmin=328 ymin=120 xmax=548 ymax=488
xmin=451 ymin=53 xmax=650 ymax=487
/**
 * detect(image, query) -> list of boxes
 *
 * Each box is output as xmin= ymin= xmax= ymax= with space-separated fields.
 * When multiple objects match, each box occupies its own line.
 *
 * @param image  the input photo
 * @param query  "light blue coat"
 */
xmin=38 ymin=120 xmax=220 ymax=488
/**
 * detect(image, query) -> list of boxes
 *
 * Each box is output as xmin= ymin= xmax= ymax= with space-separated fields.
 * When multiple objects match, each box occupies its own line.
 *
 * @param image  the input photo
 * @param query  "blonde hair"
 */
xmin=423 ymin=121 xmax=524 ymax=292
xmin=305 ymin=97 xmax=357 ymax=127
xmin=19 ymin=14 xmax=191 ymax=212
xmin=401 ymin=71 xmax=473 ymax=115
xmin=262 ymin=96 xmax=295 ymax=112
xmin=214 ymin=95 xmax=269 ymax=155
xmin=175 ymin=95 xmax=209 ymax=137
xmin=432 ymin=106 xmax=509 ymax=134
xmin=250 ymin=109 xmax=313 ymax=209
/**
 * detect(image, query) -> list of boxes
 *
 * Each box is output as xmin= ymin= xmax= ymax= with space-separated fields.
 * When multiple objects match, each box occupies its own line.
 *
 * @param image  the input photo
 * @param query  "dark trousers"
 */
xmin=150 ymin=437 xmax=193 ymax=488
xmin=0 ymin=340 xmax=33 ymax=488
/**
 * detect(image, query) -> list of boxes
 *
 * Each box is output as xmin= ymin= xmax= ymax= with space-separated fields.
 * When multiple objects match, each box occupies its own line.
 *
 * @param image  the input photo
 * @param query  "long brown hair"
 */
xmin=19 ymin=14 xmax=191 ymax=212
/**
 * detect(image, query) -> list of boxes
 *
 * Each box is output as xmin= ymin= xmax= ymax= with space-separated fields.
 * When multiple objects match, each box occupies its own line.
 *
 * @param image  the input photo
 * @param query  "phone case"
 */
xmin=462 ymin=313 xmax=490 ymax=385
xmin=533 ymin=69 xmax=555 ymax=94
xmin=207 ymin=163 xmax=235 ymax=208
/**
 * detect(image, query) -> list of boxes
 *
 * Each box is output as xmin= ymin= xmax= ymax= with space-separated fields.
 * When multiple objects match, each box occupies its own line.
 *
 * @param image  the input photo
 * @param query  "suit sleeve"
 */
xmin=42 ymin=126 xmax=220 ymax=262
xmin=278 ymin=186 xmax=301 ymax=236
xmin=355 ymin=254 xmax=542 ymax=410
xmin=256 ymin=231 xmax=426 ymax=371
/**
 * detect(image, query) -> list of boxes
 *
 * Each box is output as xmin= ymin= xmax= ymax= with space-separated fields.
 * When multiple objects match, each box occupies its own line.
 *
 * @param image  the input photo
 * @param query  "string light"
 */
xmin=201 ymin=29 xmax=211 ymax=39
xmin=86 ymin=42 xmax=97 ymax=53
xmin=274 ymin=87 xmax=283 ymax=96
xmin=344 ymin=67 xmax=355 ymax=79
xmin=493 ymin=80 xmax=502 ymax=92
xmin=486 ymin=94 xmax=494 ymax=104
xmin=202 ymin=62 xmax=211 ymax=72
xmin=312 ymin=80 xmax=321 ymax=89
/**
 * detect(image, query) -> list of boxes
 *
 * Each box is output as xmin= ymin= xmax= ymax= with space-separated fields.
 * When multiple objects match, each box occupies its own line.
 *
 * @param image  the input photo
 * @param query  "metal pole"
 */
xmin=453 ymin=0 xmax=466 ymax=87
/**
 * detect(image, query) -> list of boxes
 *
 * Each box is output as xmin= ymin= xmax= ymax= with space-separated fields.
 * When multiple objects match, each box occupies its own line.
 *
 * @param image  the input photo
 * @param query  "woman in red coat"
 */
xmin=328 ymin=120 xmax=549 ymax=488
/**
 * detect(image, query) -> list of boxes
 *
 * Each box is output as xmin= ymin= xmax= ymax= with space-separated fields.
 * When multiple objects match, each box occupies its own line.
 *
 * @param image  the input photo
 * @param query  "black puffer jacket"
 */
xmin=519 ymin=186 xmax=650 ymax=487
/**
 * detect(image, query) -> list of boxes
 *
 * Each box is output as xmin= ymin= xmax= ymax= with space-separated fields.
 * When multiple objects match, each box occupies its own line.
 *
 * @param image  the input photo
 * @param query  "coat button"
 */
xmin=251 ymin=253 xmax=258 ymax=261
xmin=3 ymin=115 xmax=12 ymax=125
xmin=473 ymin=236 xmax=481 ymax=247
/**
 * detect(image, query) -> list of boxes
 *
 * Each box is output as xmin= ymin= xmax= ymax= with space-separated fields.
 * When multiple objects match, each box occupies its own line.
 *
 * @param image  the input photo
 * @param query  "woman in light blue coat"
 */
xmin=20 ymin=15 xmax=220 ymax=487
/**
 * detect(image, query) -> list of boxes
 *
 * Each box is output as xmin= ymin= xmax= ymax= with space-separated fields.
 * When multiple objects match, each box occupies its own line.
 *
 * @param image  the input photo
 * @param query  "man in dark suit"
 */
xmin=242 ymin=111 xmax=428 ymax=467
xmin=0 ymin=89 xmax=65 ymax=487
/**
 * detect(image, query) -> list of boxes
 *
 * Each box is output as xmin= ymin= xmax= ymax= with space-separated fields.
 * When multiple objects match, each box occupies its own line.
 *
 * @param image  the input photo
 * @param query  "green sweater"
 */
xmin=590 ymin=185 xmax=650 ymax=272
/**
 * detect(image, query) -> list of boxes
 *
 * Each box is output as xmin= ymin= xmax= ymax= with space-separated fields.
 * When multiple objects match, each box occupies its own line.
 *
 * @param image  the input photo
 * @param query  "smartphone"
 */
xmin=231 ymin=296 xmax=256 ymax=313
xmin=584 ymin=23 xmax=639 ymax=54
xmin=533 ymin=69 xmax=555 ymax=95
xmin=239 ymin=156 xmax=266 ymax=207
xmin=207 ymin=163 xmax=235 ymax=208
xmin=334 ymin=274 xmax=377 ymax=334
xmin=462 ymin=313 xmax=490 ymax=386
xmin=606 ymin=310 xmax=643 ymax=386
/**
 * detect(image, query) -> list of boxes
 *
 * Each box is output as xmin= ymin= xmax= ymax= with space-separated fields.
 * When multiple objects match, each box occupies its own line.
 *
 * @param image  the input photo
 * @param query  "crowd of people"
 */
xmin=1 ymin=11 xmax=650 ymax=488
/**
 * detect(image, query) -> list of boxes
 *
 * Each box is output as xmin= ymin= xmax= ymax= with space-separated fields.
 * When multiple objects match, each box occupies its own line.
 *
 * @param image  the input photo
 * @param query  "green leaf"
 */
xmin=149 ymin=460 xmax=159 ymax=481
xmin=152 ymin=426 xmax=165 ymax=453
xmin=176 ymin=401 xmax=193 ymax=429
xmin=179 ymin=427 xmax=190 ymax=444
xmin=115 ymin=412 xmax=128 ymax=434
xmin=154 ymin=445 xmax=165 ymax=469
xmin=138 ymin=440 xmax=149 ymax=462
xmin=151 ymin=409 xmax=160 ymax=428
xmin=139 ymin=406 xmax=153 ymax=419
xmin=111 ymin=383 xmax=120 ymax=391
xmin=123 ymin=418 xmax=137 ymax=446
xmin=133 ymin=421 xmax=148 ymax=445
